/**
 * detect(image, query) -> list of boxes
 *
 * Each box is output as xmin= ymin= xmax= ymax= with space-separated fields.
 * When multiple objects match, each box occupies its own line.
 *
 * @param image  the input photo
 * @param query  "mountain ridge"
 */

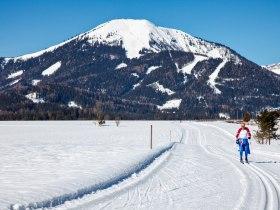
xmin=262 ymin=62 xmax=280 ymax=75
xmin=0 ymin=19 xmax=279 ymax=120
xmin=2 ymin=19 xmax=241 ymax=62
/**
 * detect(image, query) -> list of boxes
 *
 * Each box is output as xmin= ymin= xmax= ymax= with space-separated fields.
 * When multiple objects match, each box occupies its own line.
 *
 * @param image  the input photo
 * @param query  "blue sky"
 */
xmin=0 ymin=0 xmax=279 ymax=65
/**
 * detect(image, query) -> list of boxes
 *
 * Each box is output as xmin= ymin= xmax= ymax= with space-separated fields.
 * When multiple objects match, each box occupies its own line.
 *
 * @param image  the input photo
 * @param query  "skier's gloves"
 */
xmin=248 ymin=137 xmax=251 ymax=139
xmin=236 ymin=139 xmax=239 ymax=144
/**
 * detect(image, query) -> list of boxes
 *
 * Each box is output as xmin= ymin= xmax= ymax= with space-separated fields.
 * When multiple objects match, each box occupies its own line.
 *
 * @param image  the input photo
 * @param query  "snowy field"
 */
xmin=0 ymin=121 xmax=280 ymax=210
xmin=0 ymin=121 xmax=182 ymax=210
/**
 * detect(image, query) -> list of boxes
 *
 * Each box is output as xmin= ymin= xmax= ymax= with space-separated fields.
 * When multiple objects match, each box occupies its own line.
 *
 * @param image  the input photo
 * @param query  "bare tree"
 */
xmin=95 ymin=101 xmax=105 ymax=126
xmin=115 ymin=116 xmax=121 ymax=127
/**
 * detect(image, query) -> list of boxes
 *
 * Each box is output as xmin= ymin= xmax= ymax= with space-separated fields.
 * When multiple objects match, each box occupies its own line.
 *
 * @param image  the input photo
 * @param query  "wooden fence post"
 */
xmin=150 ymin=125 xmax=153 ymax=149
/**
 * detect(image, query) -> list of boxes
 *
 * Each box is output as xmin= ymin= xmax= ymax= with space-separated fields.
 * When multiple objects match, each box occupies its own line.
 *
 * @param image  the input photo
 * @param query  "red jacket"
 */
xmin=236 ymin=127 xmax=251 ymax=138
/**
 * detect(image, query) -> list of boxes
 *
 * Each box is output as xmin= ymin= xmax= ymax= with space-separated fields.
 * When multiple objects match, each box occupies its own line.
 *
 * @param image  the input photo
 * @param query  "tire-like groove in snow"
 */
xmin=9 ymin=143 xmax=177 ymax=210
xmin=186 ymin=123 xmax=249 ymax=210
xmin=197 ymin=122 xmax=280 ymax=210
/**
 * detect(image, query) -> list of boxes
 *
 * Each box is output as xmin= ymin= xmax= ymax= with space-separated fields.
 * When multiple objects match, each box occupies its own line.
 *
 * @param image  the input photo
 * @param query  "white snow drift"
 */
xmin=25 ymin=92 xmax=45 ymax=103
xmin=147 ymin=81 xmax=175 ymax=95
xmin=146 ymin=66 xmax=161 ymax=74
xmin=9 ymin=79 xmax=20 ymax=86
xmin=7 ymin=70 xmax=23 ymax=79
xmin=133 ymin=79 xmax=143 ymax=90
xmin=177 ymin=55 xmax=207 ymax=75
xmin=157 ymin=99 xmax=182 ymax=110
xmin=131 ymin=73 xmax=139 ymax=78
xmin=115 ymin=62 xmax=127 ymax=69
xmin=219 ymin=113 xmax=230 ymax=119
xmin=42 ymin=61 xmax=61 ymax=76
xmin=208 ymin=59 xmax=227 ymax=94
xmin=68 ymin=101 xmax=82 ymax=109
xmin=32 ymin=79 xmax=41 ymax=86
xmin=176 ymin=55 xmax=208 ymax=83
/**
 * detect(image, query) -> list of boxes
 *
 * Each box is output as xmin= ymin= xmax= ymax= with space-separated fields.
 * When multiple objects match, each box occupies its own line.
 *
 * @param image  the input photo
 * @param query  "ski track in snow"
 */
xmin=2 ymin=121 xmax=280 ymax=210
xmin=197 ymin=122 xmax=280 ymax=210
xmin=1 ymin=121 xmax=182 ymax=210
xmin=49 ymin=122 xmax=280 ymax=210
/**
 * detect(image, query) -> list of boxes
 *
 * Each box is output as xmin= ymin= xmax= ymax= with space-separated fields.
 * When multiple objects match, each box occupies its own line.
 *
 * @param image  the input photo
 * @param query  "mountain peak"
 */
xmin=84 ymin=18 xmax=160 ymax=58
xmin=82 ymin=18 xmax=241 ymax=62
xmin=103 ymin=18 xmax=155 ymax=26
xmin=262 ymin=62 xmax=280 ymax=75
xmin=3 ymin=18 xmax=241 ymax=62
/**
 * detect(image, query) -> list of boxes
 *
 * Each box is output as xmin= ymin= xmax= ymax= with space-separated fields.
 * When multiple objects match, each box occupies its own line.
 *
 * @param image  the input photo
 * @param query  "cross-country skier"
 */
xmin=236 ymin=122 xmax=251 ymax=164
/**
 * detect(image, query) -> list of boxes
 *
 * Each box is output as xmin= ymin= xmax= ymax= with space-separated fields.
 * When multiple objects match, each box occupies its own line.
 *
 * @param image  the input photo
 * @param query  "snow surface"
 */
xmin=4 ymin=37 xmax=77 ymax=62
xmin=42 ymin=61 xmax=61 ymax=76
xmin=208 ymin=59 xmax=227 ymax=94
xmin=133 ymin=79 xmax=143 ymax=89
xmin=177 ymin=55 xmax=208 ymax=83
xmin=9 ymin=79 xmax=20 ymax=86
xmin=157 ymin=99 xmax=182 ymax=110
xmin=68 ymin=101 xmax=82 ymax=109
xmin=54 ymin=121 xmax=280 ymax=210
xmin=262 ymin=63 xmax=280 ymax=75
xmin=219 ymin=113 xmax=230 ymax=119
xmin=84 ymin=19 xmax=242 ymax=61
xmin=7 ymin=70 xmax=23 ymax=79
xmin=146 ymin=66 xmax=161 ymax=74
xmin=32 ymin=79 xmax=41 ymax=86
xmin=1 ymin=121 xmax=280 ymax=210
xmin=147 ymin=81 xmax=175 ymax=95
xmin=25 ymin=92 xmax=45 ymax=103
xmin=3 ymin=19 xmax=242 ymax=63
xmin=115 ymin=62 xmax=127 ymax=69
xmin=177 ymin=55 xmax=207 ymax=75
xmin=0 ymin=121 xmax=182 ymax=210
xmin=131 ymin=73 xmax=139 ymax=78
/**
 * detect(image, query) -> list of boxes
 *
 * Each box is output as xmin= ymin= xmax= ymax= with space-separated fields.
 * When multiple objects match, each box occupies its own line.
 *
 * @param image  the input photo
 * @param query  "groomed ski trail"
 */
xmin=198 ymin=122 xmax=280 ymax=210
xmin=51 ymin=121 xmax=280 ymax=210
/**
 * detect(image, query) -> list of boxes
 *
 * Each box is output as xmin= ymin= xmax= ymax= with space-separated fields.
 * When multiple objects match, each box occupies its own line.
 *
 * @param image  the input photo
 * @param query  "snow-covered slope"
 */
xmin=157 ymin=99 xmax=182 ymax=110
xmin=7 ymin=70 xmax=23 ymax=79
xmin=4 ymin=19 xmax=241 ymax=62
xmin=147 ymin=81 xmax=175 ymax=95
xmin=208 ymin=60 xmax=227 ymax=94
xmin=42 ymin=61 xmax=61 ymax=76
xmin=25 ymin=92 xmax=45 ymax=103
xmin=263 ymin=63 xmax=280 ymax=75
xmin=68 ymin=101 xmax=82 ymax=109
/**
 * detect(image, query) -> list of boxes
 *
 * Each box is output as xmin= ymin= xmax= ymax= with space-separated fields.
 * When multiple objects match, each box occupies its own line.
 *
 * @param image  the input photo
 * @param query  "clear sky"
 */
xmin=0 ymin=0 xmax=279 ymax=65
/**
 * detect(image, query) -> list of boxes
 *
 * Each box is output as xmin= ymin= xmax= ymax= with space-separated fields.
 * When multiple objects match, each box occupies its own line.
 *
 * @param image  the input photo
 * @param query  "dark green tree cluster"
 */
xmin=255 ymin=109 xmax=279 ymax=145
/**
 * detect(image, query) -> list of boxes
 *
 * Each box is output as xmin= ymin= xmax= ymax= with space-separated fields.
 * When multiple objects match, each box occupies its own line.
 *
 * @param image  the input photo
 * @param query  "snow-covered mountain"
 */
xmin=262 ymin=62 xmax=280 ymax=75
xmin=4 ymin=19 xmax=240 ymax=62
xmin=0 ymin=19 xmax=279 ymax=119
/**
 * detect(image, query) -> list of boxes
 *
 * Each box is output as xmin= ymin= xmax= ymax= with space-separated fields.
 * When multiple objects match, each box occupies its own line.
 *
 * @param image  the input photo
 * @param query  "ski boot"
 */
xmin=240 ymin=158 xmax=244 ymax=164
xmin=245 ymin=157 xmax=249 ymax=164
